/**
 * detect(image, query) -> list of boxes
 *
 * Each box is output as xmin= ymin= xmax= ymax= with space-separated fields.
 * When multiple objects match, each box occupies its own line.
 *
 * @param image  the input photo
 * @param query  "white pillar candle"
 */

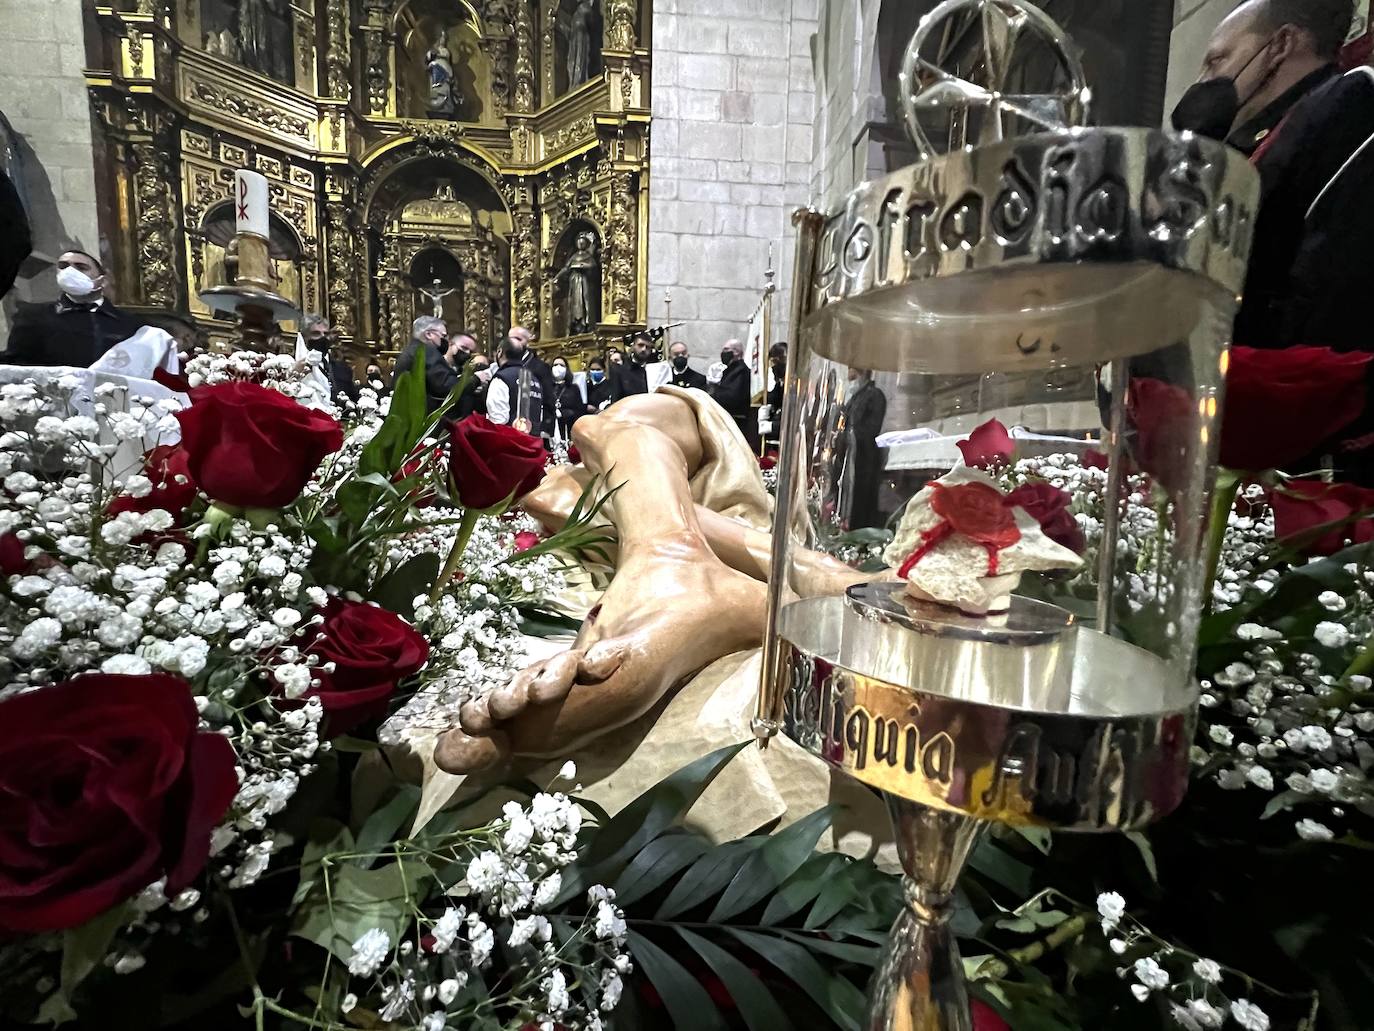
xmin=234 ymin=169 xmax=269 ymax=239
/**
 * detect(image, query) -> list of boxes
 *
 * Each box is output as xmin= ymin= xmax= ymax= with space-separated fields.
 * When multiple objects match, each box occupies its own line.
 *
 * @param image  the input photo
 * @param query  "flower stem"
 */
xmin=1203 ymin=470 xmax=1242 ymax=614
xmin=429 ymin=507 xmax=481 ymax=603
xmin=1342 ymin=638 xmax=1374 ymax=680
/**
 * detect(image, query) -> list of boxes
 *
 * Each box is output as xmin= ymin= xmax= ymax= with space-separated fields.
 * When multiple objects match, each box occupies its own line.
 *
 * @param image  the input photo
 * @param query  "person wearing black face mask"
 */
xmin=709 ymin=338 xmax=752 ymax=441
xmin=667 ymin=340 xmax=707 ymax=390
xmin=300 ymin=313 xmax=359 ymax=406
xmin=395 ymin=315 xmax=464 ymax=416
xmin=504 ymin=325 xmax=558 ymax=438
xmin=761 ymin=341 xmax=787 ymax=448
xmin=1171 ymin=0 xmax=1351 ymax=155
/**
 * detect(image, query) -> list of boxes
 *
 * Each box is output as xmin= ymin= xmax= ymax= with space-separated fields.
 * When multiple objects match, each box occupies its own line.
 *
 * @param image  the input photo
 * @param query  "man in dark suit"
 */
xmin=709 ymin=338 xmax=752 ymax=441
xmin=395 ymin=315 xmax=463 ymax=416
xmin=2 ymin=250 xmax=142 ymax=367
xmin=506 ymin=325 xmax=558 ymax=439
xmin=300 ymin=313 xmax=360 ymax=406
xmin=667 ymin=340 xmax=707 ymax=390
xmin=0 ymin=168 xmax=30 ymax=301
xmin=611 ymin=333 xmax=654 ymax=400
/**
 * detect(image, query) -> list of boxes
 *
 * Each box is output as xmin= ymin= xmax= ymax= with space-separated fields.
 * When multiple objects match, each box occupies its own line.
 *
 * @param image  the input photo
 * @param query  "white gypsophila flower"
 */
xmin=1130 ymin=984 xmax=1150 ymax=1002
xmin=1133 ymin=956 xmax=1170 ymax=991
xmin=100 ymin=653 xmax=152 ymax=675
xmin=1109 ymin=938 xmax=1128 ymax=955
xmin=430 ymin=907 xmax=463 ymax=953
xmin=1314 ymin=621 xmax=1351 ymax=649
xmin=1208 ymin=725 xmax=1234 ymax=746
xmin=1231 ymin=999 xmax=1270 ymax=1031
xmin=503 ymin=810 xmax=535 ymax=853
xmin=347 ymin=928 xmax=391 ymax=976
xmin=1186 ymin=999 xmax=1225 ymax=1028
xmin=467 ymin=919 xmax=494 ymax=966
xmin=1317 ymin=590 xmax=1347 ymax=612
xmin=340 ymin=993 xmax=358 ymax=1014
xmin=1246 ymin=765 xmax=1274 ymax=790
xmin=1192 ymin=958 xmax=1222 ymax=984
xmin=1096 ymin=891 xmax=1126 ymax=929
xmin=1171 ymin=1003 xmax=1204 ymax=1031
xmin=437 ymin=977 xmax=464 ymax=1005
xmin=112 ymin=952 xmax=146 ymax=975
xmin=466 ymin=851 xmax=505 ymax=896
xmin=378 ymin=976 xmax=415 ymax=1022
xmin=558 ymin=760 xmax=577 ymax=781
xmin=1296 ymin=818 xmax=1334 ymax=841
xmin=1301 ymin=725 xmax=1334 ymax=751
xmin=593 ymin=899 xmax=626 ymax=941
xmin=1309 ymin=768 xmax=1340 ymax=794
xmin=1236 ymin=623 xmax=1282 ymax=641
xmin=543 ymin=968 xmax=570 ymax=1016
xmin=533 ymin=870 xmax=562 ymax=909
xmin=599 ymin=970 xmax=623 ymax=1012
xmin=422 ymin=1014 xmax=445 ymax=1031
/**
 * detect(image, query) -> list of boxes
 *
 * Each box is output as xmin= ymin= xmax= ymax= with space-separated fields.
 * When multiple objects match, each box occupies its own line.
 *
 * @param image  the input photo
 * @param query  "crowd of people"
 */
xmin=378 ymin=316 xmax=775 ymax=451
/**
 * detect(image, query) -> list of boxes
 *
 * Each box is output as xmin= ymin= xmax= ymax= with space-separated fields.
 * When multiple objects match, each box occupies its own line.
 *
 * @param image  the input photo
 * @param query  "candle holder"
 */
xmin=753 ymin=2 xmax=1261 ymax=1028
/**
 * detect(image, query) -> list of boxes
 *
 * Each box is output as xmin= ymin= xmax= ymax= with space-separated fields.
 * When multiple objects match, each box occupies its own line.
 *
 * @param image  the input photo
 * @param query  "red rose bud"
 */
xmin=0 ymin=674 xmax=237 ymax=933
xmin=1272 ymin=479 xmax=1374 ymax=556
xmin=1127 ymin=378 xmax=1197 ymax=493
xmin=283 ymin=598 xmax=429 ymax=736
xmin=0 ymin=532 xmax=28 ymax=575
xmin=448 ymin=414 xmax=547 ymax=511
xmin=972 ymin=998 xmax=1011 ymax=1031
xmin=152 ymin=365 xmax=192 ymax=394
xmin=1221 ymin=346 xmax=1373 ymax=472
xmin=107 ymin=443 xmax=198 ymax=520
xmin=513 ymin=530 xmax=541 ymax=552
xmin=1082 ymin=447 xmax=1110 ymax=470
xmin=1005 ymin=481 xmax=1086 ymax=554
xmin=567 ymin=444 xmax=581 ymax=465
xmin=176 ymin=381 xmax=343 ymax=508
xmin=956 ymin=418 xmax=1014 ymax=470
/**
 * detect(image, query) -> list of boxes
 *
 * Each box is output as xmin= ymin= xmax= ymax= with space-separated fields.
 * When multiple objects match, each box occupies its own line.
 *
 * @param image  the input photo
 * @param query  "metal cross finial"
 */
xmin=898 ymin=0 xmax=1090 ymax=160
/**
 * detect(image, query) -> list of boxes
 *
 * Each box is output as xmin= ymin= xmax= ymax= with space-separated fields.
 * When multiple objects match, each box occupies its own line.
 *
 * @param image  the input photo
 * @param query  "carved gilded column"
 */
xmin=512 ymin=207 xmax=539 ymax=328
xmin=607 ymin=171 xmax=637 ymax=324
xmin=326 ymin=0 xmax=352 ymax=100
xmin=132 ymin=140 xmax=180 ymax=309
xmin=606 ymin=0 xmax=637 ymax=51
xmin=325 ymin=202 xmax=358 ymax=336
xmin=362 ymin=0 xmax=392 ymax=116
xmin=513 ymin=0 xmax=535 ymax=113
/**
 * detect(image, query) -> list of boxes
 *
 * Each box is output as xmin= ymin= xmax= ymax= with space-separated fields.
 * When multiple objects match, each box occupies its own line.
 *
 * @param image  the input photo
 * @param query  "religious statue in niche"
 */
xmin=426 ymin=40 xmax=460 ymax=118
xmin=551 ymin=231 xmax=600 ymax=334
xmin=238 ymin=0 xmax=291 ymax=82
xmin=563 ymin=0 xmax=598 ymax=89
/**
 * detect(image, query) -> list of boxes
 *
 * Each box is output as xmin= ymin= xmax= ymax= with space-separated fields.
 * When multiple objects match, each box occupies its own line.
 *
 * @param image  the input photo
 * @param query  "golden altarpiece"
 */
xmin=80 ymin=0 xmax=651 ymax=366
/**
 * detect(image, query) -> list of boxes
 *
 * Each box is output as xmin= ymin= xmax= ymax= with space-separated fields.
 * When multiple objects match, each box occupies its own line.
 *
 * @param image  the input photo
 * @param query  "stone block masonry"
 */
xmin=649 ymin=2 xmax=818 ymax=364
xmin=0 ymin=0 xmax=101 ymax=337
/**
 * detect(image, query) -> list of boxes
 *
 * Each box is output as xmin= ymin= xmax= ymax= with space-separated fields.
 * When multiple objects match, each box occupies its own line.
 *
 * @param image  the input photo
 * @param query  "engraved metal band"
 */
xmin=775 ymin=595 xmax=1196 ymax=832
xmin=807 ymin=127 xmax=1261 ymax=319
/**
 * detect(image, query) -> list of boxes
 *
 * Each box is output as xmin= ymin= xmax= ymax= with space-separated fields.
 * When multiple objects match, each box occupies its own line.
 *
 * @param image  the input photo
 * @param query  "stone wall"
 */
xmin=0 ymin=0 xmax=101 ymax=334
xmin=647 ymin=0 xmax=818 ymax=360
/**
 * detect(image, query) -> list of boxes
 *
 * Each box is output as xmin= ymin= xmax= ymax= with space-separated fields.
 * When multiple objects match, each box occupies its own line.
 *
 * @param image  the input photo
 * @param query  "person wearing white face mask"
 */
xmin=2 ymin=250 xmax=144 ymax=368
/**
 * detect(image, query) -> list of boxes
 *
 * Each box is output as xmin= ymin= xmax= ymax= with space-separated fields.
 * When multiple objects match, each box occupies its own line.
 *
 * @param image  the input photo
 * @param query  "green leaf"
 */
xmin=626 ymin=931 xmax=728 ymax=1031
xmin=834 ymin=527 xmax=893 ymax=547
xmin=1014 ymin=826 xmax=1053 ymax=855
xmin=966 ymin=836 xmax=1033 ymax=897
xmin=293 ymin=819 xmax=354 ymax=907
xmin=290 ymin=859 xmax=432 ymax=962
xmin=613 ymin=832 xmax=711 ymax=907
xmin=1124 ymin=831 xmax=1158 ymax=883
xmin=336 ymin=471 xmax=402 ymax=528
xmin=60 ymin=904 xmax=129 ymax=996
xmin=1260 ymin=789 xmax=1307 ymax=820
xmin=676 ymin=927 xmax=796 ymax=1031
xmin=804 ymin=863 xmax=866 ymax=930
xmin=761 ymin=852 xmax=850 ymax=925
xmin=369 ymin=552 xmax=441 ymax=622
xmin=517 ymin=605 xmax=585 ymax=638
xmin=710 ymin=805 xmax=837 ymax=922
xmin=777 ymin=929 xmax=884 ymax=966
xmin=584 ymin=741 xmax=750 ymax=875
xmin=656 ymin=838 xmax=764 ymax=919
xmin=352 ymin=784 xmax=421 ymax=867
xmin=726 ymin=928 xmax=866 ymax=1031
xmin=358 ymin=366 xmax=429 ymax=479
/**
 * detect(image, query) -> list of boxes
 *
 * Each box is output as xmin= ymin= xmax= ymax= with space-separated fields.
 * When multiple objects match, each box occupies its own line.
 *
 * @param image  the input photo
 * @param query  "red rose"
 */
xmin=567 ymin=444 xmax=582 ymax=465
xmin=758 ymin=452 xmax=777 ymax=471
xmin=932 ymin=481 xmax=1021 ymax=550
xmin=1221 ymin=346 xmax=1373 ymax=471
xmin=448 ymin=414 xmax=547 ymax=511
xmin=107 ymin=443 xmax=198 ymax=520
xmin=0 ymin=532 xmax=27 ymax=575
xmin=1272 ymin=479 xmax=1374 ymax=556
xmin=1127 ymin=378 xmax=1196 ymax=493
xmin=1082 ymin=447 xmax=1110 ymax=470
xmin=0 ymin=674 xmax=237 ymax=933
xmin=957 ymin=418 xmax=1014 ymax=470
xmin=288 ymin=598 xmax=429 ymax=735
xmin=395 ymin=444 xmax=443 ymax=508
xmin=1006 ymin=481 xmax=1085 ymax=553
xmin=175 ymin=382 xmax=343 ymax=508
xmin=513 ymin=530 xmax=541 ymax=552
xmin=972 ymin=998 xmax=1010 ymax=1031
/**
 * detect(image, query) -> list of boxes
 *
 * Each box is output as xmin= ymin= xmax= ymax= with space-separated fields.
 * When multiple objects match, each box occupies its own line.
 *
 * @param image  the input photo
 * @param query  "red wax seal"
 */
xmin=897 ymin=481 xmax=1022 ymax=580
